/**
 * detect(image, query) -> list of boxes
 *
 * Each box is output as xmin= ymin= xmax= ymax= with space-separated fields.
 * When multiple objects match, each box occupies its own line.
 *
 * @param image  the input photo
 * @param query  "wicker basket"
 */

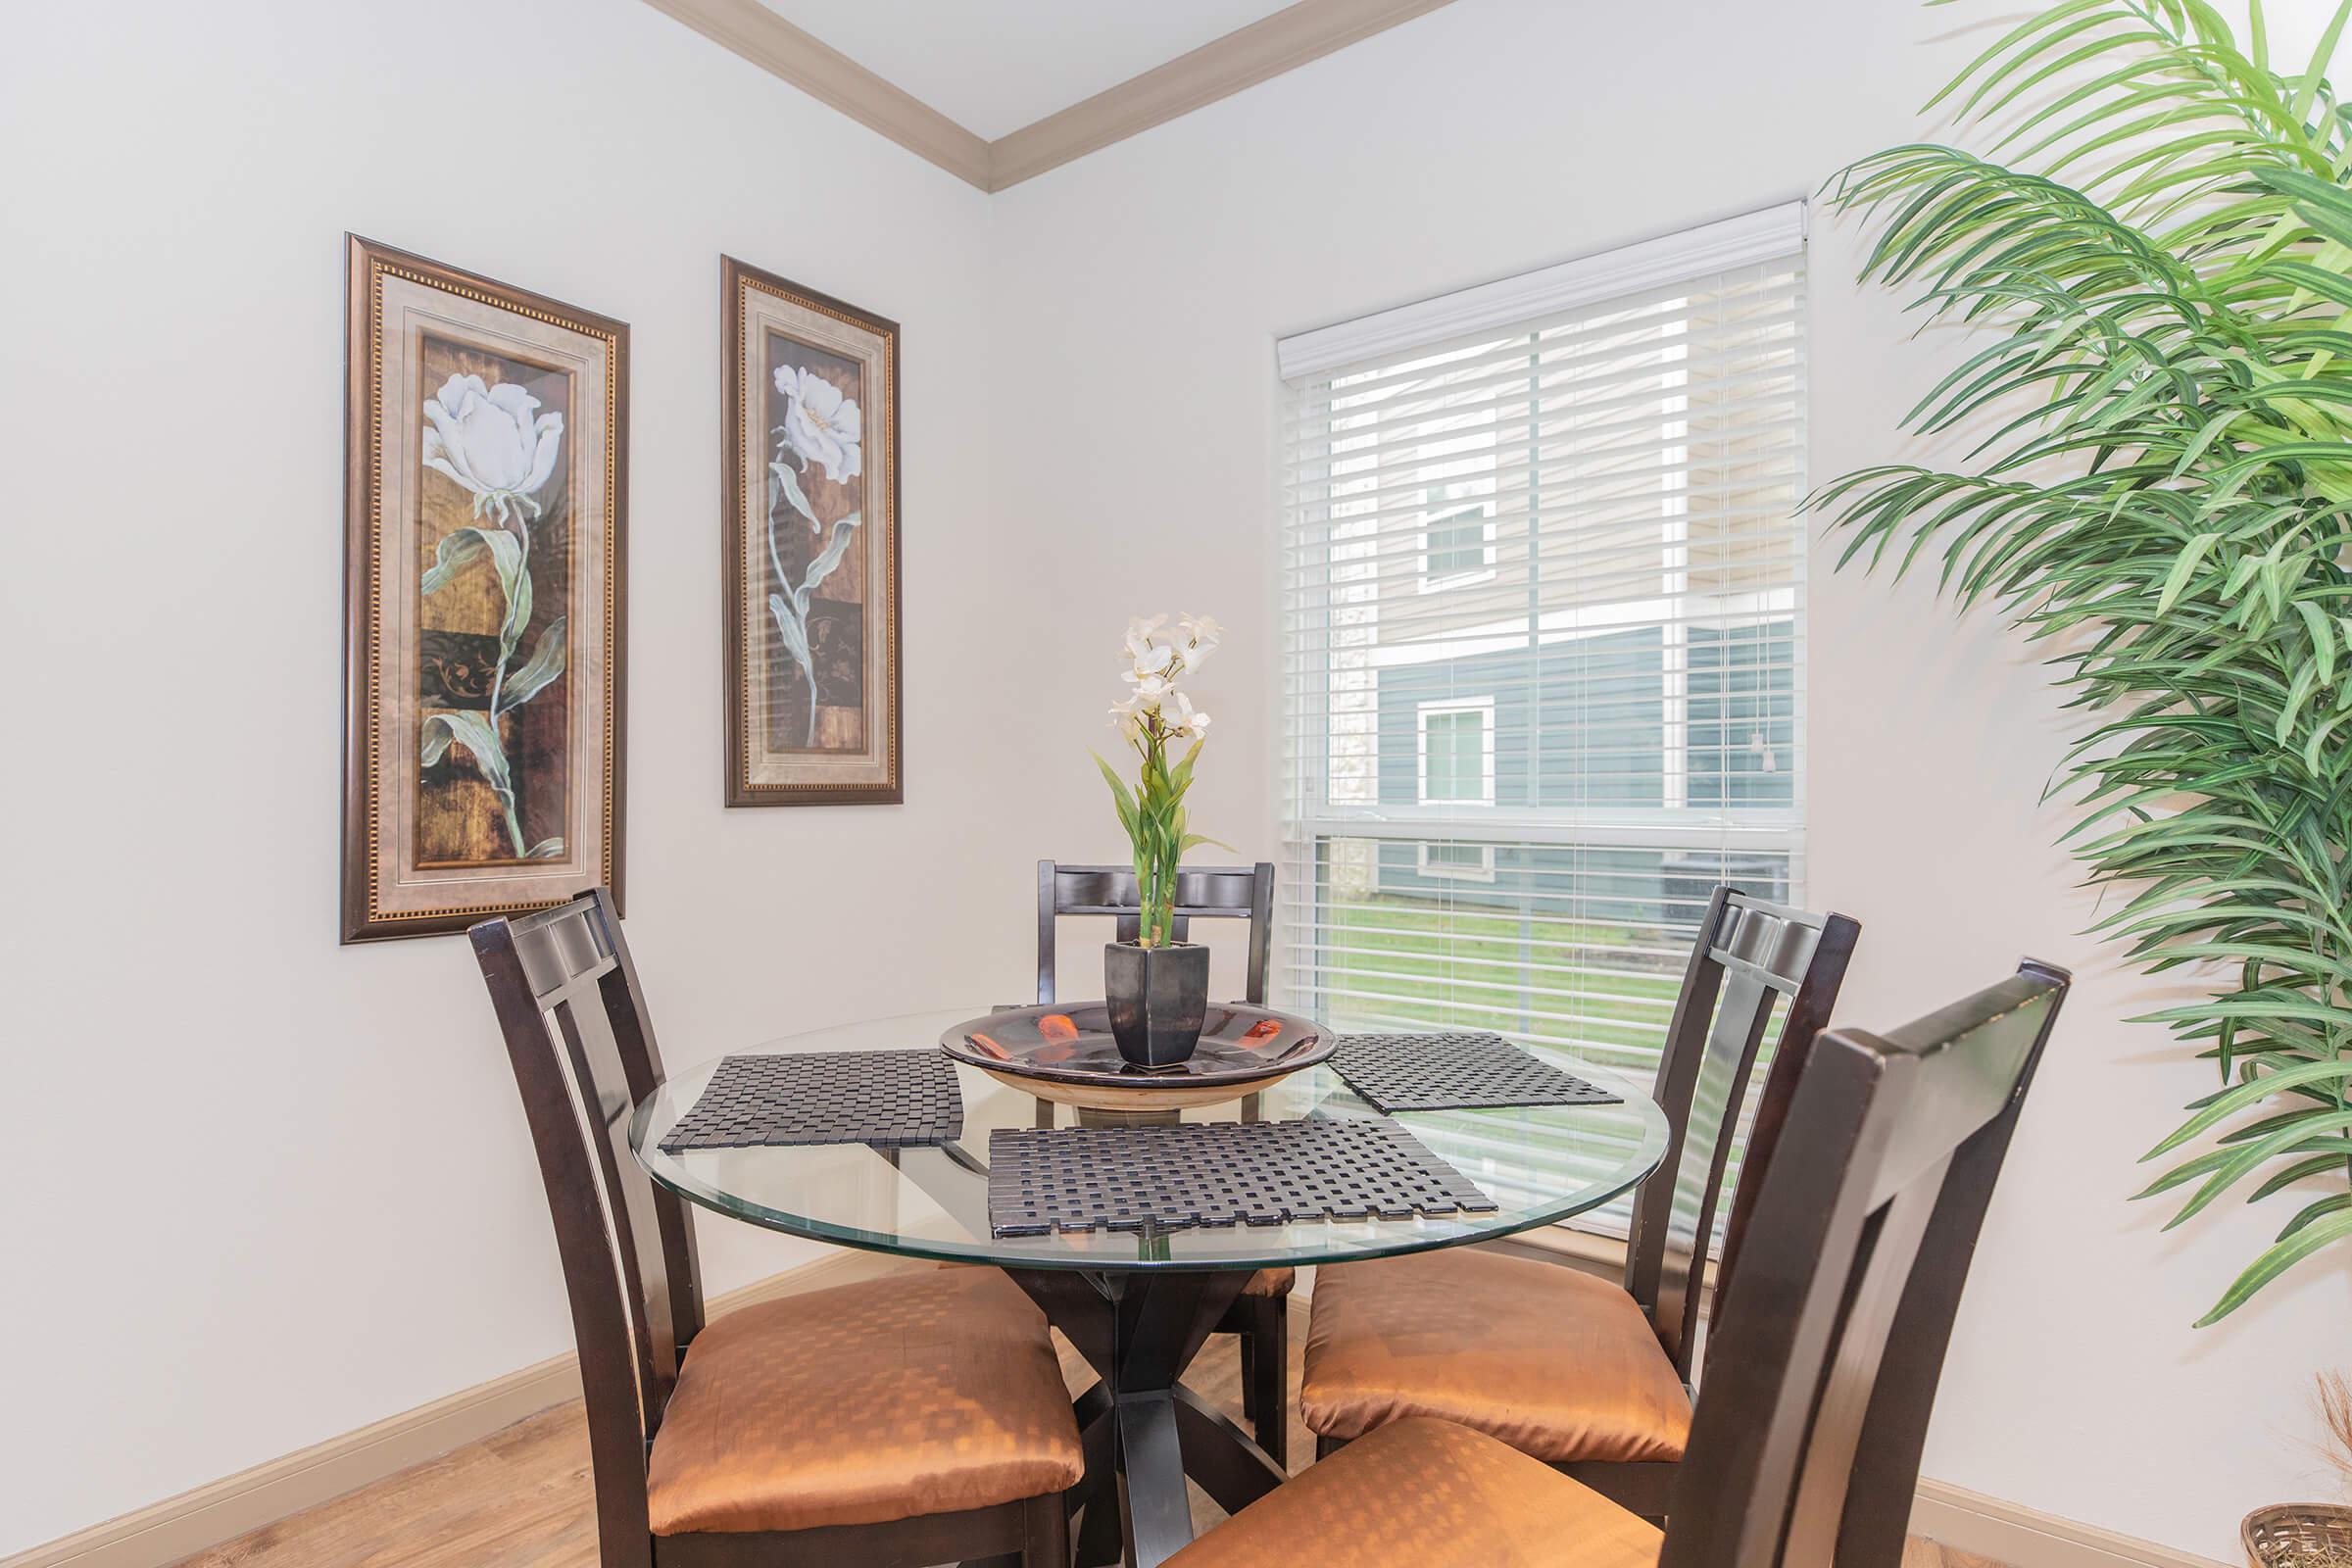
xmin=2245 ymin=1504 xmax=2352 ymax=1566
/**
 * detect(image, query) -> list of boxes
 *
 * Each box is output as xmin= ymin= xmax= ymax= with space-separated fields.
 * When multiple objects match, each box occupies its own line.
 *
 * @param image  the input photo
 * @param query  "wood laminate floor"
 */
xmin=172 ymin=1325 xmax=2010 ymax=1567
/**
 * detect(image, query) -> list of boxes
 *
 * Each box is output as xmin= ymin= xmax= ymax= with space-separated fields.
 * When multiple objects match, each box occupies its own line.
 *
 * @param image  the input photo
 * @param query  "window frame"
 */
xmin=1410 ymin=697 xmax=1499 ymax=883
xmin=1415 ymin=838 xmax=1498 ymax=884
xmin=1414 ymin=697 xmax=1496 ymax=808
xmin=1275 ymin=214 xmax=1809 ymax=1250
xmin=1418 ymin=484 xmax=1498 ymax=594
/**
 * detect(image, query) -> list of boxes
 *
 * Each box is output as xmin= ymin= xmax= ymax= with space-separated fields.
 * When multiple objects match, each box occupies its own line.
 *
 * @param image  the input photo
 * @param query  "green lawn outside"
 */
xmin=1309 ymin=891 xmax=1774 ymax=1246
xmin=1312 ymin=894 xmax=1684 ymax=1072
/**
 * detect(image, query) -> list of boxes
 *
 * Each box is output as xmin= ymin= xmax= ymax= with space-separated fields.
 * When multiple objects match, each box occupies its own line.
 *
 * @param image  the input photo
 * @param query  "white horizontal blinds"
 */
xmin=1277 ymin=216 xmax=1807 ymax=1239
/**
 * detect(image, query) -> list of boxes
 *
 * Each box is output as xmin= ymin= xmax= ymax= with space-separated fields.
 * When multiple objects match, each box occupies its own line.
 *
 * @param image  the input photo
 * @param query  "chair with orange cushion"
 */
xmin=1303 ymin=888 xmax=1859 ymax=1514
xmin=473 ymin=891 xmax=1082 ymax=1568
xmin=1174 ymin=959 xmax=2070 ymax=1568
xmin=1036 ymin=858 xmax=1295 ymax=1465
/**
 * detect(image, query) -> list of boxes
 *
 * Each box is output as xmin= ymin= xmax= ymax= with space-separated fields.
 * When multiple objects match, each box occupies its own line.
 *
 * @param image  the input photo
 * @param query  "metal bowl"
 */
xmin=940 ymin=1002 xmax=1331 ymax=1111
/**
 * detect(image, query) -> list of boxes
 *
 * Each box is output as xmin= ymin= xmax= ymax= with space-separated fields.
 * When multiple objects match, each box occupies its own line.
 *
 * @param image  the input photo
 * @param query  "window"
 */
xmin=1420 ymin=482 xmax=1496 ymax=590
xmin=1415 ymin=699 xmax=1497 ymax=880
xmin=1417 ymin=700 xmax=1494 ymax=805
xmin=1275 ymin=206 xmax=1807 ymax=1238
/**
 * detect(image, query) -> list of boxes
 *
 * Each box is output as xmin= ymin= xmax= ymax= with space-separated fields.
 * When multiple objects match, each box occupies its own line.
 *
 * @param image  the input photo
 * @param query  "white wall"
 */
xmin=7 ymin=0 xmax=2345 ymax=1561
xmin=0 ymin=0 xmax=1051 ymax=1552
xmin=982 ymin=0 xmax=2352 ymax=1559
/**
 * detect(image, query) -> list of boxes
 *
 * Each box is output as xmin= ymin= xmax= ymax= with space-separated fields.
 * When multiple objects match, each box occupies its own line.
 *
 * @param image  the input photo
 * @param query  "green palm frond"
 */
xmin=1825 ymin=0 xmax=2352 ymax=1321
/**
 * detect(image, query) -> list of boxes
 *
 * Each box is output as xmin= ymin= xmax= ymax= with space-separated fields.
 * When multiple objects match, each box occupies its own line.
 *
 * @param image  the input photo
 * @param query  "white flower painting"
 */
xmin=723 ymin=258 xmax=899 ymax=808
xmin=416 ymin=361 xmax=569 ymax=862
xmin=764 ymin=351 xmax=866 ymax=748
xmin=344 ymin=235 xmax=626 ymax=942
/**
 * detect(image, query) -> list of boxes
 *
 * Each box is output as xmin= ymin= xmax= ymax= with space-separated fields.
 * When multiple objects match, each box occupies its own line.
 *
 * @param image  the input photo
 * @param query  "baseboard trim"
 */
xmin=10 ymin=1254 xmax=2227 ymax=1568
xmin=1 ymin=1250 xmax=913 ymax=1568
xmin=1911 ymin=1478 xmax=2231 ymax=1568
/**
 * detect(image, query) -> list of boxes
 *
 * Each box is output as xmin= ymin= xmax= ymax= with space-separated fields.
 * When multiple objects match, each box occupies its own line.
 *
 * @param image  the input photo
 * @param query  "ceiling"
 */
xmin=753 ymin=0 xmax=1298 ymax=140
xmin=648 ymin=0 xmax=1459 ymax=190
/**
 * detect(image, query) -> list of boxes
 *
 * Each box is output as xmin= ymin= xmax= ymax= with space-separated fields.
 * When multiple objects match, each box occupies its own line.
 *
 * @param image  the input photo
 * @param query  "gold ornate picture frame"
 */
xmin=722 ymin=257 xmax=902 ymax=807
xmin=342 ymin=235 xmax=628 ymax=942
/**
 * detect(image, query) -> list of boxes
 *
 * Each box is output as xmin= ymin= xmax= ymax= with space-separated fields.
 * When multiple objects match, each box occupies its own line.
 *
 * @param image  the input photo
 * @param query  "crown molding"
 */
xmin=641 ymin=0 xmax=1462 ymax=193
xmin=988 ymin=0 xmax=1462 ymax=191
xmin=640 ymin=0 xmax=994 ymax=189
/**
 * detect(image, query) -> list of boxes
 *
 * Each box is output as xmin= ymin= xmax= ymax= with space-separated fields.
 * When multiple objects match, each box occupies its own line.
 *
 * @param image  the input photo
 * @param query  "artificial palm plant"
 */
xmin=1821 ymin=0 xmax=2352 ymax=1320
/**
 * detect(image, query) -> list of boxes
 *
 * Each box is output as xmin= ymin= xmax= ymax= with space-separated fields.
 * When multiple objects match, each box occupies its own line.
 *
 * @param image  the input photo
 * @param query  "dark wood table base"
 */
xmin=1005 ymin=1268 xmax=1289 ymax=1568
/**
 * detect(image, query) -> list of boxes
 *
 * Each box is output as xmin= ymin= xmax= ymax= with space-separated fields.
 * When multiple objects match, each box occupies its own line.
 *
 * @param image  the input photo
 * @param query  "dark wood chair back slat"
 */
xmin=472 ymin=889 xmax=704 ymax=1566
xmin=1624 ymin=887 xmax=1860 ymax=1379
xmin=1036 ymin=859 xmax=1275 ymax=1004
xmin=1659 ymin=960 xmax=2069 ymax=1568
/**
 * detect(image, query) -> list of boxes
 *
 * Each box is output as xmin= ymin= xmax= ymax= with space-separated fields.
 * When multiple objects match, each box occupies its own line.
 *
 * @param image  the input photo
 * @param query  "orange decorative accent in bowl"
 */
xmin=938 ymin=1002 xmax=1332 ymax=1113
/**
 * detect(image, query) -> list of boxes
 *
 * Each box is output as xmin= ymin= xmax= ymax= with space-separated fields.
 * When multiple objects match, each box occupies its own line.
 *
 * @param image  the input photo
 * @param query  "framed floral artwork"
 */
xmin=341 ymin=236 xmax=627 ymax=943
xmin=722 ymin=257 xmax=902 ymax=806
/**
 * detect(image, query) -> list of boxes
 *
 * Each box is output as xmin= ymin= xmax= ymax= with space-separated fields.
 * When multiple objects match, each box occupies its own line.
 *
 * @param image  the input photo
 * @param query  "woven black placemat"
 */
xmin=660 ymin=1051 xmax=962 ymax=1151
xmin=1331 ymin=1031 xmax=1623 ymax=1114
xmin=985 ymin=1118 xmax=1497 ymax=1237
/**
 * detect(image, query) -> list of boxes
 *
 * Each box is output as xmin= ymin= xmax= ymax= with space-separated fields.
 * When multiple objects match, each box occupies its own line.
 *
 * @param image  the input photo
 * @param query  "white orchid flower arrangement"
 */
xmin=766 ymin=364 xmax=864 ymax=746
xmin=1095 ymin=614 xmax=1230 ymax=949
xmin=416 ymin=372 xmax=569 ymax=860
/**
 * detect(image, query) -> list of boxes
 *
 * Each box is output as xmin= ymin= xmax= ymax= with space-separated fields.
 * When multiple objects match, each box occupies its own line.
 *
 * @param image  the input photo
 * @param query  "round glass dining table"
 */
xmin=631 ymin=1004 xmax=1669 ymax=1568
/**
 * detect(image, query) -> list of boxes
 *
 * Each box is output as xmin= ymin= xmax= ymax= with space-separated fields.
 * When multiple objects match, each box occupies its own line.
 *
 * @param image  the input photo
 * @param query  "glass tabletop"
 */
xmin=630 ymin=1004 xmax=1670 ymax=1273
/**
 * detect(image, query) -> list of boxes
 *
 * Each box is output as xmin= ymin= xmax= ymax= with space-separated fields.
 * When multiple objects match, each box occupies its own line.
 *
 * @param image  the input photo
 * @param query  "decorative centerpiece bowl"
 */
xmin=2245 ymin=1504 xmax=2352 ymax=1567
xmin=940 ymin=1002 xmax=1331 ymax=1112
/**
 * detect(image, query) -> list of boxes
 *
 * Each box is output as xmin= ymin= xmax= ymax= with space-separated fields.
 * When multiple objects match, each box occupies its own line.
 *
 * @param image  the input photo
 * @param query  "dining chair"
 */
xmin=473 ymin=889 xmax=1081 ymax=1568
xmin=1302 ymin=886 xmax=1860 ymax=1513
xmin=1168 ymin=958 xmax=2071 ymax=1568
xmin=1035 ymin=858 xmax=1293 ymax=1465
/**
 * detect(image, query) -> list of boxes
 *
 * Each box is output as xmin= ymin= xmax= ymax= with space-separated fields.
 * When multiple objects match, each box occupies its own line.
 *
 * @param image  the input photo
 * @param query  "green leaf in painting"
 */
xmin=802 ymin=514 xmax=861 ymax=602
xmin=499 ymin=615 xmax=568 ymax=713
xmin=767 ymin=591 xmax=811 ymax=671
xmin=423 ymin=525 xmax=525 ymax=609
xmin=421 ymin=710 xmax=512 ymax=798
xmin=771 ymin=461 xmax=822 ymax=532
xmin=421 ymin=710 xmax=525 ymax=857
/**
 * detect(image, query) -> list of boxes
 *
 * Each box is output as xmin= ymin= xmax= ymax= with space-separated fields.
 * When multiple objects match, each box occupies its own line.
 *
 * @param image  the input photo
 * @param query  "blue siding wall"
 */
xmin=1364 ymin=620 xmax=1794 ymax=914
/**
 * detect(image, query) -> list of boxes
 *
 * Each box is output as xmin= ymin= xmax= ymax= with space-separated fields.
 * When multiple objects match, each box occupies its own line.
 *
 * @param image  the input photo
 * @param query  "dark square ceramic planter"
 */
xmin=1102 ymin=941 xmax=1210 ymax=1067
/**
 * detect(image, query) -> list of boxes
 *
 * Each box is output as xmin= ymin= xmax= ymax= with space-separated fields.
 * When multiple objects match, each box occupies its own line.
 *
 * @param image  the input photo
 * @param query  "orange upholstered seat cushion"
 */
xmin=646 ymin=1265 xmax=1084 ymax=1535
xmin=1240 ymin=1267 xmax=1295 ymax=1298
xmin=1168 ymin=1416 xmax=1662 ymax=1568
xmin=1303 ymin=1249 xmax=1690 ymax=1464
